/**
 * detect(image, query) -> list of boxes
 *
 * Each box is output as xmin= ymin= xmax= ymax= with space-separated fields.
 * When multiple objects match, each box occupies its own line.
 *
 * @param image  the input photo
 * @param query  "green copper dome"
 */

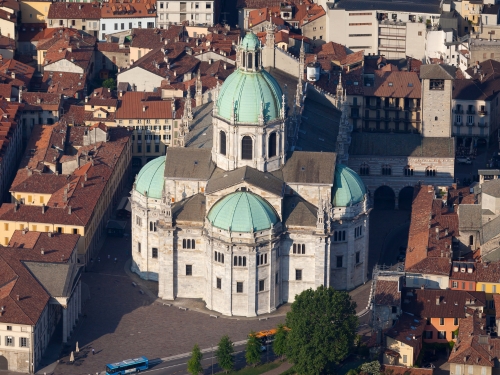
xmin=135 ymin=156 xmax=165 ymax=199
xmin=207 ymin=192 xmax=279 ymax=232
xmin=241 ymin=32 xmax=260 ymax=50
xmin=332 ymin=164 xmax=367 ymax=207
xmin=216 ymin=69 xmax=283 ymax=123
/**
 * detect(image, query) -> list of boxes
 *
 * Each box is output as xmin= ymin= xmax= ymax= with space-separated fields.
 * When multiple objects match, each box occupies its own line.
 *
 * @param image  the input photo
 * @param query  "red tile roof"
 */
xmin=374 ymin=279 xmax=401 ymax=306
xmin=101 ymin=0 xmax=156 ymax=18
xmin=97 ymin=42 xmax=130 ymax=54
xmin=385 ymin=314 xmax=426 ymax=353
xmin=476 ymin=261 xmax=500 ymax=283
xmin=364 ymin=70 xmax=421 ymax=99
xmin=21 ymin=92 xmax=62 ymax=111
xmin=129 ymin=26 xmax=185 ymax=50
xmin=42 ymin=71 xmax=87 ymax=98
xmin=0 ymin=58 xmax=35 ymax=87
xmin=48 ymin=2 xmax=101 ymax=19
xmin=115 ymin=91 xmax=185 ymax=119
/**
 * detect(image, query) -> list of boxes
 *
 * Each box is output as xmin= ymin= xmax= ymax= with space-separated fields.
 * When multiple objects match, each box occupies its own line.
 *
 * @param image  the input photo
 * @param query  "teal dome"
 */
xmin=241 ymin=32 xmax=259 ymax=50
xmin=135 ymin=156 xmax=165 ymax=199
xmin=216 ymin=69 xmax=283 ymax=123
xmin=207 ymin=192 xmax=279 ymax=232
xmin=332 ymin=164 xmax=367 ymax=207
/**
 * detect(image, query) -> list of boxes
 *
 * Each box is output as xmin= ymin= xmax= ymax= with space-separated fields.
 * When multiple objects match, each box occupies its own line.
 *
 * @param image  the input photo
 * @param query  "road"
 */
xmin=139 ymin=343 xmax=277 ymax=375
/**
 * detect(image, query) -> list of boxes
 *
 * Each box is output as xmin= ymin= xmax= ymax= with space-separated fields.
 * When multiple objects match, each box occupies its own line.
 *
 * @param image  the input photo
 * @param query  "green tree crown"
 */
xmin=216 ymin=335 xmax=234 ymax=373
xmin=246 ymin=331 xmax=262 ymax=367
xmin=187 ymin=343 xmax=203 ymax=375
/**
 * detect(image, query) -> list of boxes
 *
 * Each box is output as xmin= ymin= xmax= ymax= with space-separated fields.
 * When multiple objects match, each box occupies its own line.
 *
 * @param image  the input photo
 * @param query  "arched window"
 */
xmin=404 ymin=165 xmax=414 ymax=176
xmin=255 ymin=51 xmax=260 ymax=68
xmin=243 ymin=256 xmax=246 ymax=266
xmin=183 ymin=239 xmax=186 ymax=249
xmin=264 ymin=253 xmax=268 ymax=264
xmin=426 ymin=167 xmax=436 ymax=177
xmin=238 ymin=256 xmax=242 ymax=266
xmin=234 ymin=256 xmax=237 ymax=266
xmin=221 ymin=254 xmax=224 ymax=263
xmin=247 ymin=52 xmax=253 ymax=69
xmin=219 ymin=131 xmax=226 ymax=155
xmin=268 ymin=132 xmax=277 ymax=157
xmin=382 ymin=164 xmax=391 ymax=175
xmin=241 ymin=136 xmax=252 ymax=160
xmin=191 ymin=239 xmax=195 ymax=249
xmin=301 ymin=244 xmax=305 ymax=254
xmin=359 ymin=163 xmax=369 ymax=176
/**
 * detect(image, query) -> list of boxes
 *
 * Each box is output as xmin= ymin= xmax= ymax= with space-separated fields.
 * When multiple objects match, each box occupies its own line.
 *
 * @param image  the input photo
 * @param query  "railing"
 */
xmin=405 ymin=106 xmax=421 ymax=112
xmin=454 ymin=122 xmax=463 ymax=127
xmin=454 ymin=109 xmax=464 ymax=114
xmin=466 ymin=110 xmax=476 ymax=114
xmin=378 ymin=44 xmax=406 ymax=50
xmin=384 ymin=105 xmax=402 ymax=111
xmin=466 ymin=122 xmax=475 ymax=126
xmin=479 ymin=110 xmax=488 ymax=116
xmin=478 ymin=122 xmax=488 ymax=127
xmin=350 ymin=102 xmax=360 ymax=108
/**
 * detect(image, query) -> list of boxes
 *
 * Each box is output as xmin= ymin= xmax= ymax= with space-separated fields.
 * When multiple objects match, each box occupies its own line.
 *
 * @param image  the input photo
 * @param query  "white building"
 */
xmin=156 ymin=0 xmax=219 ymax=28
xmin=130 ymin=32 xmax=371 ymax=317
xmin=100 ymin=2 xmax=156 ymax=41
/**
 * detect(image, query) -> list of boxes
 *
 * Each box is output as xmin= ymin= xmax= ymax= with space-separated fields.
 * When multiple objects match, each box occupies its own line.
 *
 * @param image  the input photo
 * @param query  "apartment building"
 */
xmin=84 ymin=88 xmax=118 ymax=126
xmin=384 ymin=314 xmax=426 ymax=367
xmin=100 ymin=0 xmax=156 ymax=41
xmin=321 ymin=0 xmax=440 ymax=59
xmin=19 ymin=92 xmax=63 ymax=137
xmin=0 ymin=122 xmax=132 ymax=266
xmin=47 ymin=2 xmax=101 ymax=38
xmin=115 ymin=91 xmax=186 ymax=166
xmin=0 ymin=100 xmax=22 ymax=201
xmin=156 ymin=0 xmax=220 ymax=28
xmin=127 ymin=26 xmax=185 ymax=63
xmin=453 ymin=0 xmax=483 ymax=36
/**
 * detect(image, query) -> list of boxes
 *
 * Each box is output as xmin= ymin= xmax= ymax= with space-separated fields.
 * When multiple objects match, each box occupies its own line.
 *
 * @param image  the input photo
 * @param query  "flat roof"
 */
xmin=326 ymin=0 xmax=441 ymax=14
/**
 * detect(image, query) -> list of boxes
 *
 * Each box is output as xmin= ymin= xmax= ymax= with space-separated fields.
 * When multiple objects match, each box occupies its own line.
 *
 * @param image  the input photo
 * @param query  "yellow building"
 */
xmin=0 ymin=122 xmax=132 ymax=265
xmin=383 ymin=315 xmax=425 ymax=367
xmin=20 ymin=1 xmax=50 ymax=23
xmin=476 ymin=261 xmax=500 ymax=316
xmin=455 ymin=0 xmax=483 ymax=35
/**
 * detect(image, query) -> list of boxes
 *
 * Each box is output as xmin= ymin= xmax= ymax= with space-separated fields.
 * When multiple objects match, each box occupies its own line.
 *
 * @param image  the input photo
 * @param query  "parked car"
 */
xmin=456 ymin=157 xmax=472 ymax=165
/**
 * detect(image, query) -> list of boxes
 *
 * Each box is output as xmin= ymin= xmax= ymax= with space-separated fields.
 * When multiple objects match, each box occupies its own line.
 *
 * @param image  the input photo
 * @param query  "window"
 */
xmin=359 ymin=163 xmax=369 ymax=175
xmin=333 ymin=230 xmax=346 ymax=242
xmin=259 ymin=279 xmax=265 ymax=292
xmin=381 ymin=164 xmax=391 ymax=175
xmin=57 ymin=227 xmax=62 ymax=233
xmin=430 ymin=79 xmax=445 ymax=90
xmin=216 ymin=278 xmax=221 ymax=289
xmin=355 ymin=252 xmax=360 ymax=264
xmin=292 ymin=244 xmax=305 ymax=254
xmin=268 ymin=132 xmax=277 ymax=157
xmin=182 ymin=239 xmax=195 ymax=249
xmin=440 ymin=317 xmax=445 ymax=325
xmin=438 ymin=331 xmax=446 ymax=339
xmin=138 ymin=242 xmax=141 ymax=253
xmin=40 ymin=196 xmax=44 ymax=203
xmin=418 ymin=31 xmax=422 ymax=36
xmin=275 ymin=273 xmax=279 ymax=284
xmin=454 ymin=317 xmax=459 ymax=325
xmin=149 ymin=221 xmax=157 ymax=232
xmin=214 ymin=251 xmax=224 ymax=263
xmin=426 ymin=167 xmax=436 ymax=177
xmin=3 ymin=223 xmax=8 ymax=230
xmin=152 ymin=248 xmax=158 ymax=258
xmin=186 ymin=265 xmax=192 ymax=276
xmin=403 ymin=355 xmax=407 ymax=363
xmin=456 ymin=365 xmax=462 ymax=375
xmin=5 ymin=336 xmax=13 ymax=346
xmin=336 ymin=256 xmax=343 ymax=268
xmin=295 ymin=269 xmax=302 ymax=280
xmin=404 ymin=166 xmax=414 ymax=176
xmin=219 ymin=131 xmax=226 ymax=155
xmin=482 ymin=284 xmax=486 ymax=292
xmin=452 ymin=281 xmax=458 ymax=288
xmin=425 ymin=331 xmax=433 ymax=339
xmin=469 ymin=235 xmax=474 ymax=246
xmin=234 ymin=256 xmax=247 ymax=267
xmin=237 ymin=282 xmax=243 ymax=293
xmin=241 ymin=136 xmax=252 ymax=160
xmin=114 ymin=23 xmax=118 ymax=30
xmin=7 ymin=325 xmax=12 ymax=330
xmin=136 ymin=215 xmax=142 ymax=226
xmin=20 ymin=337 xmax=28 ymax=347
xmin=494 ymin=285 xmax=497 ymax=293
xmin=206 ymin=2 xmax=211 ymax=8
xmin=355 ymin=226 xmax=363 ymax=238
xmin=138 ymin=22 xmax=142 ymax=28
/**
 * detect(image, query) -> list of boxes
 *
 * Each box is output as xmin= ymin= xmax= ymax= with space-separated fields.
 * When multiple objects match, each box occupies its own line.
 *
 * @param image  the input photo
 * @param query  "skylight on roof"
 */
xmin=388 ymin=82 xmax=393 ymax=87
xmin=408 ymin=83 xmax=413 ymax=87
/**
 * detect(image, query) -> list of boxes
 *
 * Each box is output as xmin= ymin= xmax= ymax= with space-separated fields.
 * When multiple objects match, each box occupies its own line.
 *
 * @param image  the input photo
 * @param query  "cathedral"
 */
xmin=130 ymin=32 xmax=370 ymax=317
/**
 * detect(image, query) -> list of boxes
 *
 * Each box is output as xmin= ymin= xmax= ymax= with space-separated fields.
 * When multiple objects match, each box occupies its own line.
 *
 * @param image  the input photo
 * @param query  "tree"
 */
xmin=216 ymin=335 xmax=234 ymax=373
xmin=273 ymin=324 xmax=288 ymax=360
xmin=187 ymin=343 xmax=203 ymax=375
xmin=285 ymin=285 xmax=358 ymax=375
xmin=245 ymin=331 xmax=262 ymax=367
xmin=102 ymin=78 xmax=116 ymax=90
xmin=360 ymin=361 xmax=381 ymax=375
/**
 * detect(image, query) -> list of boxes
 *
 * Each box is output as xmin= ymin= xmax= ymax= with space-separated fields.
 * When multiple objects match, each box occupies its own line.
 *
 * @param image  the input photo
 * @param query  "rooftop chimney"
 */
xmin=68 ymin=206 xmax=72 ymax=215
xmin=41 ymin=249 xmax=44 ymax=255
xmin=42 ymin=203 xmax=46 ymax=214
xmin=436 ymin=297 xmax=440 ymax=305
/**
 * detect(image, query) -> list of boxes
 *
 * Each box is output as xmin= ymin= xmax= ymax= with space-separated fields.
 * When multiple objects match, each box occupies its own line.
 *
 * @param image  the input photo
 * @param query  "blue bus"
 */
xmin=105 ymin=356 xmax=149 ymax=374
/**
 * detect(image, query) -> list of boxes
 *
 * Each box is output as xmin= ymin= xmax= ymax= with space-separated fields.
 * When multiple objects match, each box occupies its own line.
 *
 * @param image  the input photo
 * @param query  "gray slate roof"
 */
xmin=481 ymin=179 xmax=500 ymax=198
xmin=281 ymin=151 xmax=336 ymax=184
xmin=173 ymin=193 xmax=206 ymax=223
xmin=482 ymin=214 xmax=500 ymax=244
xmin=24 ymin=262 xmax=81 ymax=297
xmin=326 ymin=0 xmax=441 ymax=13
xmin=420 ymin=64 xmax=456 ymax=80
xmin=458 ymin=204 xmax=482 ymax=230
xmin=349 ymin=133 xmax=455 ymax=157
xmin=282 ymin=195 xmax=317 ymax=228
xmin=206 ymin=166 xmax=284 ymax=196
xmin=164 ymin=148 xmax=215 ymax=180
xmin=185 ymin=102 xmax=214 ymax=149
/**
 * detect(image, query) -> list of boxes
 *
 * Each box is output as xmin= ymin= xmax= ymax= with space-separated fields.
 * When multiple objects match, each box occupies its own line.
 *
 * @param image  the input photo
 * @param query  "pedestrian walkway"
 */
xmin=261 ymin=362 xmax=293 ymax=375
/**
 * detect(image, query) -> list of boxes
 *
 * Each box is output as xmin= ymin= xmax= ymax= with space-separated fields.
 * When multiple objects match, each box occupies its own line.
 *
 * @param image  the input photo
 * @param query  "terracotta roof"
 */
xmin=476 ymin=261 xmax=500 ymax=283
xmin=60 ymin=104 xmax=85 ymax=126
xmin=44 ymin=47 xmax=94 ymax=71
xmin=48 ymin=2 xmax=101 ymax=19
xmin=450 ymin=262 xmax=476 ymax=281
xmin=41 ymin=71 xmax=87 ymax=98
xmin=494 ymin=295 xmax=500 ymax=319
xmin=247 ymin=0 xmax=324 ymax=27
xmin=8 ymin=230 xmax=79 ymax=263
xmin=115 ymin=91 xmax=185 ymax=119
xmin=237 ymin=0 xmax=283 ymax=8
xmin=21 ymin=92 xmax=62 ymax=111
xmin=0 ymin=35 xmax=15 ymax=50
xmin=0 ymin=59 xmax=35 ymax=88
xmin=101 ymin=0 xmax=156 ymax=18
xmin=248 ymin=8 xmax=286 ymax=28
xmin=17 ymin=24 xmax=47 ymax=43
xmin=4 ymin=123 xmax=131 ymax=229
xmin=37 ymin=29 xmax=91 ymax=52
xmin=129 ymin=26 xmax=185 ymax=50
xmin=374 ymin=279 xmax=401 ymax=306
xmin=364 ymin=70 xmax=421 ymax=99
xmin=402 ymin=288 xmax=486 ymax=318
xmin=11 ymin=173 xmax=69 ymax=194
xmin=97 ymin=42 xmax=130 ymax=54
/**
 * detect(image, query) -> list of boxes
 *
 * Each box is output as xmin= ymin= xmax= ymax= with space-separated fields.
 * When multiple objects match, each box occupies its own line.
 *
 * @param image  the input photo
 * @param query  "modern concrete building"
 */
xmin=130 ymin=32 xmax=371 ymax=316
xmin=156 ymin=0 xmax=220 ymax=28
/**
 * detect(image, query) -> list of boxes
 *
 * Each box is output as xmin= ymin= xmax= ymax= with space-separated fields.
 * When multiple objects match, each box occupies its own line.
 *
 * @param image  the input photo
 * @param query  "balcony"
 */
xmin=454 ymin=122 xmax=463 ymax=127
xmin=478 ymin=122 xmax=488 ymax=127
xmin=384 ymin=105 xmax=402 ymax=111
xmin=454 ymin=109 xmax=464 ymax=114
xmin=479 ymin=110 xmax=488 ymax=116
xmin=378 ymin=44 xmax=406 ymax=50
xmin=466 ymin=110 xmax=476 ymax=115
xmin=350 ymin=102 xmax=360 ymax=108
xmin=405 ymin=106 xmax=421 ymax=112
xmin=466 ymin=122 xmax=475 ymax=127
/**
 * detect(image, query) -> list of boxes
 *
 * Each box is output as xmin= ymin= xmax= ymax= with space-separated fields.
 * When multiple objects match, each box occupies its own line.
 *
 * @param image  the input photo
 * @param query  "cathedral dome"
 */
xmin=332 ymin=164 xmax=367 ymax=207
xmin=207 ymin=191 xmax=279 ymax=232
xmin=135 ymin=156 xmax=165 ymax=199
xmin=215 ymin=32 xmax=283 ymax=124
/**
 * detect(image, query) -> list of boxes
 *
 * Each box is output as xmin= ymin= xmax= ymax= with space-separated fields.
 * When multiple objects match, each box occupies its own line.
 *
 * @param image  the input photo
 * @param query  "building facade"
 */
xmin=130 ymin=32 xmax=371 ymax=316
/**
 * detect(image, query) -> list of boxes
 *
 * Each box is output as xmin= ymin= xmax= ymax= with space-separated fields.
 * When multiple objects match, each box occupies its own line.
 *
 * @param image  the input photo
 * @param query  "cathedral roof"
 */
xmin=164 ymin=148 xmax=215 ymax=180
xmin=207 ymin=191 xmax=278 ymax=232
xmin=282 ymin=195 xmax=317 ymax=228
xmin=135 ymin=156 xmax=165 ymax=199
xmin=332 ymin=164 xmax=366 ymax=207
xmin=281 ymin=151 xmax=337 ymax=185
xmin=215 ymin=32 xmax=283 ymax=124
